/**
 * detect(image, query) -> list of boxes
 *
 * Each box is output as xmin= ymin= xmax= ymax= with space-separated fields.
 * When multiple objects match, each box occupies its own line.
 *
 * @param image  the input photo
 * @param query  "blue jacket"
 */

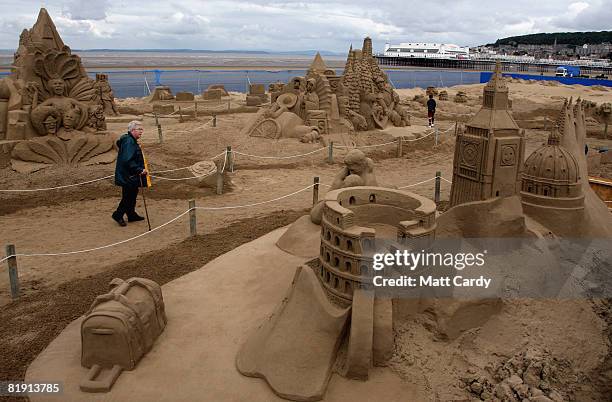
xmin=114 ymin=133 xmax=146 ymax=187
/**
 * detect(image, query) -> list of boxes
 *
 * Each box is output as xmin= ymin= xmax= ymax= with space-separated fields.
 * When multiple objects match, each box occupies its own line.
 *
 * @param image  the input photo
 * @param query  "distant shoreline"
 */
xmin=0 ymin=64 xmax=482 ymax=73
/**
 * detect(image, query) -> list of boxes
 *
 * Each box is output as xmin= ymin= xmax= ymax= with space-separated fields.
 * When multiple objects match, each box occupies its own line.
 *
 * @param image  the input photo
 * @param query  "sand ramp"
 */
xmin=236 ymin=266 xmax=350 ymax=401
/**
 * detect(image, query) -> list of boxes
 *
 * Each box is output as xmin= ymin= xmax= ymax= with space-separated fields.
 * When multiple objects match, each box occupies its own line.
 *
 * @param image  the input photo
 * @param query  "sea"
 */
xmin=0 ymin=50 xmax=481 ymax=98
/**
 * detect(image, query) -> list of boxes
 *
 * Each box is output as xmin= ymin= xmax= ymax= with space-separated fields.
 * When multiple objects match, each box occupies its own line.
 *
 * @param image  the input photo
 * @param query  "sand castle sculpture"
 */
xmin=237 ymin=63 xmax=612 ymax=402
xmin=0 ymin=9 xmax=116 ymax=173
xmin=237 ymin=186 xmax=437 ymax=400
xmin=450 ymin=62 xmax=526 ymax=207
xmin=80 ymin=277 xmax=166 ymax=392
xmin=310 ymin=149 xmax=379 ymax=224
xmin=243 ymin=38 xmax=410 ymax=142
xmin=446 ymin=62 xmax=611 ymax=238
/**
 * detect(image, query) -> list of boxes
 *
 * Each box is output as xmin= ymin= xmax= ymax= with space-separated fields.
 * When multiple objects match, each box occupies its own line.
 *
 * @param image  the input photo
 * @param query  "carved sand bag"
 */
xmin=80 ymin=277 xmax=167 ymax=392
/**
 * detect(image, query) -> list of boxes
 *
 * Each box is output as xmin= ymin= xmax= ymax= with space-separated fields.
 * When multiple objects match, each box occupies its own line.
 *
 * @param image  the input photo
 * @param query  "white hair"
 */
xmin=128 ymin=120 xmax=143 ymax=133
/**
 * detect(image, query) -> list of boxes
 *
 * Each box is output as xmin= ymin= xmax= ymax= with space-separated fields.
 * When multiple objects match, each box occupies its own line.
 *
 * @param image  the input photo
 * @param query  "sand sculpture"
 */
xmin=0 ymin=9 xmax=116 ymax=173
xmin=454 ymin=91 xmax=468 ymax=103
xmin=439 ymin=90 xmax=449 ymax=101
xmin=202 ymin=84 xmax=229 ymax=100
xmin=450 ymin=62 xmax=526 ymax=207
xmin=175 ymin=91 xmax=195 ymax=101
xmin=243 ymin=38 xmax=410 ymax=141
xmin=447 ymin=62 xmax=612 ymax=238
xmin=246 ymin=84 xmax=269 ymax=106
xmin=426 ymin=86 xmax=438 ymax=97
xmin=310 ymin=149 xmax=378 ymax=224
xmin=149 ymin=86 xmax=174 ymax=102
xmin=93 ymin=73 xmax=119 ymax=116
xmin=80 ymin=277 xmax=167 ymax=392
xmin=587 ymin=102 xmax=612 ymax=138
xmin=239 ymin=65 xmax=612 ymax=401
xmin=237 ymin=187 xmax=437 ymax=400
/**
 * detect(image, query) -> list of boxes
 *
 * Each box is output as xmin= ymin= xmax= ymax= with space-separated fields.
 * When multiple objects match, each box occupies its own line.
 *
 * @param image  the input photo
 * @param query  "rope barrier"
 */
xmin=233 ymin=147 xmax=326 ymax=159
xmin=0 ymin=175 xmax=115 ymax=192
xmin=194 ymin=184 xmax=314 ymax=210
xmin=0 ymin=183 xmax=316 ymax=263
xmin=0 ymin=175 xmax=455 ymax=264
xmin=0 ymin=131 xmax=452 ymax=192
xmin=397 ymin=177 xmax=437 ymax=189
xmin=0 ymin=208 xmax=193 ymax=263
xmin=0 ymin=152 xmax=228 ymax=192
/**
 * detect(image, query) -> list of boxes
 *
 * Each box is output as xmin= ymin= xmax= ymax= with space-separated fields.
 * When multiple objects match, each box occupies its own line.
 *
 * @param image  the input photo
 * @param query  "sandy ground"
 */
xmin=26 ymin=228 xmax=430 ymax=402
xmin=1 ymin=79 xmax=611 ymax=400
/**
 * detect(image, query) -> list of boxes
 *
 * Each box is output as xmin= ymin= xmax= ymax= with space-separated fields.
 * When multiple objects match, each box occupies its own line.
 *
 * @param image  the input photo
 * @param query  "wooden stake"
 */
xmin=328 ymin=141 xmax=334 ymax=164
xmin=189 ymin=200 xmax=197 ymax=236
xmin=396 ymin=137 xmax=403 ymax=157
xmin=5 ymin=244 xmax=19 ymax=299
xmin=313 ymin=177 xmax=320 ymax=206
xmin=434 ymin=171 xmax=441 ymax=204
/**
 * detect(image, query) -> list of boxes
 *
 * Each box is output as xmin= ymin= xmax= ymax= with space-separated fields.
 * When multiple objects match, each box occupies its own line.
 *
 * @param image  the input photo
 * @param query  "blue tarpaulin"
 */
xmin=480 ymin=72 xmax=612 ymax=87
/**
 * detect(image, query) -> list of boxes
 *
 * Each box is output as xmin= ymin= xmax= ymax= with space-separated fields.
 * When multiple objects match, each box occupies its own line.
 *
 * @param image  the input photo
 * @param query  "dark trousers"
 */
xmin=115 ymin=185 xmax=139 ymax=218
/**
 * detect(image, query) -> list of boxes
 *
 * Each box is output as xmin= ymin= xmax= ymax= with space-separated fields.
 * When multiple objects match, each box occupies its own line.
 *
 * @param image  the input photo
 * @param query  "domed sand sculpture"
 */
xmin=243 ymin=37 xmax=410 ymax=142
xmin=0 ymin=9 xmax=117 ymax=173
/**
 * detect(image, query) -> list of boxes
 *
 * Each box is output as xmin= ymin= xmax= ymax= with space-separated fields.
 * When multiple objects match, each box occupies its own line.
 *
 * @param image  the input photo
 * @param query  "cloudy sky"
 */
xmin=0 ymin=0 xmax=610 ymax=52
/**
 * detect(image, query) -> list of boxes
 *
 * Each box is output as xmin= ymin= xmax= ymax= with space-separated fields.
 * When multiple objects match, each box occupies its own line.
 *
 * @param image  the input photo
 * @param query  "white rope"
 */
xmin=397 ymin=177 xmax=437 ymax=189
xmin=335 ymin=140 xmax=397 ymax=149
xmin=0 ymin=184 xmax=316 ymax=262
xmin=233 ymin=147 xmax=326 ymax=160
xmin=0 ymin=209 xmax=193 ymax=262
xmin=149 ymin=169 xmax=217 ymax=181
xmin=195 ymin=184 xmax=314 ymax=210
xmin=441 ymin=177 xmax=453 ymax=184
xmin=0 ymin=175 xmax=114 ymax=192
xmin=0 ymin=152 xmax=228 ymax=192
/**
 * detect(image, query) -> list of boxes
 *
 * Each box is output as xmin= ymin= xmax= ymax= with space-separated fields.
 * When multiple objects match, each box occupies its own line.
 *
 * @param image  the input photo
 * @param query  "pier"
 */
xmin=375 ymin=55 xmax=612 ymax=76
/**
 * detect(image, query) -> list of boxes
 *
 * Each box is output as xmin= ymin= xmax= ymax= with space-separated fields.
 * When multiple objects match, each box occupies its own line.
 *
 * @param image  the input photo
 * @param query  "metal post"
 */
xmin=189 ymin=200 xmax=197 ymax=236
xmin=157 ymin=124 xmax=163 ymax=144
xmin=226 ymin=146 xmax=233 ymax=172
xmin=178 ymin=106 xmax=183 ymax=123
xmin=434 ymin=171 xmax=441 ymax=204
xmin=154 ymin=112 xmax=159 ymax=127
xmin=434 ymin=127 xmax=439 ymax=146
xmin=396 ymin=136 xmax=403 ymax=157
xmin=454 ymin=121 xmax=458 ymax=136
xmin=5 ymin=244 xmax=19 ymax=299
xmin=212 ymin=114 xmax=217 ymax=127
xmin=313 ymin=177 xmax=320 ymax=206
xmin=328 ymin=141 xmax=334 ymax=164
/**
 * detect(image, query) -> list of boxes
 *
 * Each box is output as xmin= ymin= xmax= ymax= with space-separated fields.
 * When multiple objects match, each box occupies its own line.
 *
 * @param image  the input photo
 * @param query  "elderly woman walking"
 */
xmin=112 ymin=120 xmax=148 ymax=226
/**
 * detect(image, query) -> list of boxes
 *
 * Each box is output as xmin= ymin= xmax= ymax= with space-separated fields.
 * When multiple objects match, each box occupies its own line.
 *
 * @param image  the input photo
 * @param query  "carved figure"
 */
xmin=0 ymin=8 xmax=116 ymax=172
xmin=93 ymin=73 xmax=119 ymax=116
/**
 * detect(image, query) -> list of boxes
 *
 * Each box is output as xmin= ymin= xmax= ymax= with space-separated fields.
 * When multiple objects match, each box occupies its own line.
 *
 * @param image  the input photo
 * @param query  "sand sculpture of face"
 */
xmin=48 ymin=78 xmax=66 ymax=96
xmin=63 ymin=106 xmax=80 ymax=131
xmin=43 ymin=115 xmax=58 ymax=135
xmin=306 ymin=79 xmax=315 ymax=93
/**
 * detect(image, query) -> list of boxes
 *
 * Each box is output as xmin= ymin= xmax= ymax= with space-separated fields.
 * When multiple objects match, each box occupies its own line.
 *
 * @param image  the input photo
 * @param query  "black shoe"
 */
xmin=128 ymin=213 xmax=145 ymax=222
xmin=112 ymin=212 xmax=127 ymax=227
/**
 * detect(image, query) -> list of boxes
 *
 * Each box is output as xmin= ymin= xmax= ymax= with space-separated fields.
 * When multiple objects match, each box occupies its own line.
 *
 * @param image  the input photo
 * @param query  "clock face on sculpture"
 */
xmin=500 ymin=145 xmax=517 ymax=166
xmin=461 ymin=141 xmax=480 ymax=167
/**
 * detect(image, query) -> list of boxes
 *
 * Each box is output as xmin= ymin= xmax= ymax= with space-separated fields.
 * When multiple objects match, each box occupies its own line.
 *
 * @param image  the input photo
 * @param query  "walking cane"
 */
xmin=139 ymin=174 xmax=152 ymax=231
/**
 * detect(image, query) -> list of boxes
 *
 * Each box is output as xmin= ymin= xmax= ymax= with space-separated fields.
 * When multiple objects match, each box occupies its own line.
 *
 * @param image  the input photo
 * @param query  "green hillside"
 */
xmin=493 ymin=31 xmax=612 ymax=46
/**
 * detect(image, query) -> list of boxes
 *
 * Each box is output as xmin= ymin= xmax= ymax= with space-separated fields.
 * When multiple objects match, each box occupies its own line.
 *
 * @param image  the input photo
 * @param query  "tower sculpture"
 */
xmin=449 ymin=62 xmax=525 ymax=207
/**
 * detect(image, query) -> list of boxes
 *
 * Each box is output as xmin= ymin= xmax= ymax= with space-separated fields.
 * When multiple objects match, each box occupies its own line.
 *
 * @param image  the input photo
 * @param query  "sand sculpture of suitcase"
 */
xmin=80 ymin=277 xmax=167 ymax=392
